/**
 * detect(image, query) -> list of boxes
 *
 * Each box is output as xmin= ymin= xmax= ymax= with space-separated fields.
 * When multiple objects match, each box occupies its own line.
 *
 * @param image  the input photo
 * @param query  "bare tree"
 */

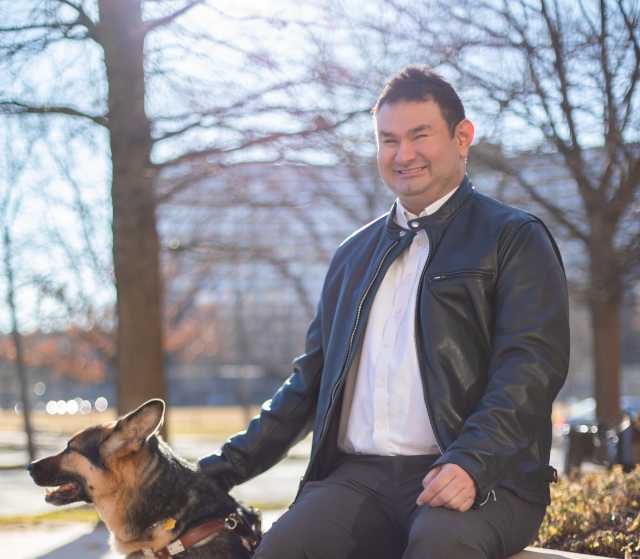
xmin=447 ymin=0 xmax=638 ymax=427
xmin=313 ymin=0 xmax=639 ymax=427
xmin=0 ymin=0 xmax=362 ymax=415
xmin=0 ymin=122 xmax=36 ymax=461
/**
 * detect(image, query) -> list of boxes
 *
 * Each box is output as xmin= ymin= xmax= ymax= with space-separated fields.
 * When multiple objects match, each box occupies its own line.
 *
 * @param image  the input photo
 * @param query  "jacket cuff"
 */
xmin=197 ymin=452 xmax=239 ymax=492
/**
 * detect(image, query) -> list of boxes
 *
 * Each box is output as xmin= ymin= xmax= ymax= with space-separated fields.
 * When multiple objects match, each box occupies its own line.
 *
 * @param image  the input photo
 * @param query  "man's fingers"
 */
xmin=442 ymin=489 xmax=475 ymax=512
xmin=417 ymin=464 xmax=477 ymax=508
xmin=421 ymin=465 xmax=441 ymax=487
xmin=417 ymin=467 xmax=456 ymax=505
xmin=428 ymin=482 xmax=465 ymax=508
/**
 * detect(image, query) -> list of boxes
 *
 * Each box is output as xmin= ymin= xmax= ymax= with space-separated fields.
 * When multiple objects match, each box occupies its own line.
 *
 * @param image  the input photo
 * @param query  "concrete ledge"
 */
xmin=512 ymin=547 xmax=615 ymax=558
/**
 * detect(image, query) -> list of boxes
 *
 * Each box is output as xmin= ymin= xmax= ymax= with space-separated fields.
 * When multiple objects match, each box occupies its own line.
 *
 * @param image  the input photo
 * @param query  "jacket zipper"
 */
xmin=430 ymin=269 xmax=493 ymax=281
xmin=415 ymin=227 xmax=445 ymax=454
xmin=300 ymin=239 xmax=400 ymax=486
xmin=477 ymin=489 xmax=497 ymax=507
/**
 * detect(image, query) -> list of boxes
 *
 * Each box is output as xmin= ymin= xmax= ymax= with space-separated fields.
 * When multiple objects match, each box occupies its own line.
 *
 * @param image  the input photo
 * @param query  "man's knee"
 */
xmin=253 ymin=511 xmax=310 ymax=559
xmin=253 ymin=505 xmax=355 ymax=559
xmin=402 ymin=507 xmax=490 ymax=559
xmin=253 ymin=526 xmax=299 ymax=559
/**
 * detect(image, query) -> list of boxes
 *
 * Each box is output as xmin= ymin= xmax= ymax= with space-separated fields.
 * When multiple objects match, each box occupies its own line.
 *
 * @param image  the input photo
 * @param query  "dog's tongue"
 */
xmin=45 ymin=482 xmax=76 ymax=500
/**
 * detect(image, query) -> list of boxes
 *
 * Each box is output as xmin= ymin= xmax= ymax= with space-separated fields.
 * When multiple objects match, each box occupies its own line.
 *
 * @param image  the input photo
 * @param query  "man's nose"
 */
xmin=395 ymin=140 xmax=416 ymax=165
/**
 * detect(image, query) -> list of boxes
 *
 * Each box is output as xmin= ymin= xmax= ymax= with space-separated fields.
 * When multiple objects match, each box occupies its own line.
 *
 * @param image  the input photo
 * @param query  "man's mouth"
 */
xmin=396 ymin=165 xmax=428 ymax=176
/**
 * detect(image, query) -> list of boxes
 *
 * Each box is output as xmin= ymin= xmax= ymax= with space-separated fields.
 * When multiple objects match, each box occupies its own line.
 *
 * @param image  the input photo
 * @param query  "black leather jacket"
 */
xmin=199 ymin=176 xmax=570 ymax=505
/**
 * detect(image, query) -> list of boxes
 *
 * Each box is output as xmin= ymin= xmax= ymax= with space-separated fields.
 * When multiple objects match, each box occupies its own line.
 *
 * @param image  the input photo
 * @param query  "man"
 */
xmin=199 ymin=66 xmax=569 ymax=558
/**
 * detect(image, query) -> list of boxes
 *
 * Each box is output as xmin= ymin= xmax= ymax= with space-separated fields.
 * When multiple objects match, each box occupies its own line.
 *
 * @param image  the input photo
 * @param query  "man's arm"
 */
xmin=421 ymin=219 xmax=570 ymax=509
xmin=198 ymin=304 xmax=324 ymax=490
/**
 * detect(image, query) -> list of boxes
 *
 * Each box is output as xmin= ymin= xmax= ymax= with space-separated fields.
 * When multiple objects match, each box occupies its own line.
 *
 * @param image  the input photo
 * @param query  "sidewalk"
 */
xmin=0 ymin=521 xmax=614 ymax=559
xmin=1 ymin=510 xmax=285 ymax=559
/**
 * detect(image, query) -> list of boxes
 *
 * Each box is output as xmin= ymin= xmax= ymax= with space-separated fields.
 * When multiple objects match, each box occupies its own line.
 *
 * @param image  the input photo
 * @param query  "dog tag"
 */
xmin=162 ymin=518 xmax=177 ymax=531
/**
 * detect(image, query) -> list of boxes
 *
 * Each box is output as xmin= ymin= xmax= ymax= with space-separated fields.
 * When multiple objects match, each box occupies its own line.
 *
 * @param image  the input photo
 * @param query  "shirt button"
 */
xmin=410 ymin=222 xmax=419 ymax=229
xmin=399 ymin=231 xmax=406 ymax=237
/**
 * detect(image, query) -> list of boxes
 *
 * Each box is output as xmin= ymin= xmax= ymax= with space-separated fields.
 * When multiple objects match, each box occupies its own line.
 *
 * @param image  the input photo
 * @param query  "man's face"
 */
xmin=375 ymin=99 xmax=474 ymax=214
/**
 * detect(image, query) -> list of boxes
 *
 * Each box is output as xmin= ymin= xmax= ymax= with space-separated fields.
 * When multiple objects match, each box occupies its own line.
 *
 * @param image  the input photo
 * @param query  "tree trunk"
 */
xmin=3 ymin=226 xmax=36 ymax=463
xmin=98 ymin=1 xmax=167 ymax=425
xmin=588 ymin=228 xmax=622 ymax=428
xmin=589 ymin=294 xmax=622 ymax=427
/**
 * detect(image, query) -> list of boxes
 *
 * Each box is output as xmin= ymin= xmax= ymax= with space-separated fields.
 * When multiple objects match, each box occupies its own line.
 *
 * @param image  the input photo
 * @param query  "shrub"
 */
xmin=534 ymin=466 xmax=640 ymax=558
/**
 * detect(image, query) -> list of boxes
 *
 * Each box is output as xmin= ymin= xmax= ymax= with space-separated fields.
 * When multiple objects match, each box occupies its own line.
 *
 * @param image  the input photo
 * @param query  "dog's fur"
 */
xmin=29 ymin=399 xmax=260 ymax=558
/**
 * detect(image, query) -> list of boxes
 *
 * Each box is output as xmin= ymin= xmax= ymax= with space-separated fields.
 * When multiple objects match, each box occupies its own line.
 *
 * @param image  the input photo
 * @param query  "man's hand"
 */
xmin=416 ymin=463 xmax=476 ymax=512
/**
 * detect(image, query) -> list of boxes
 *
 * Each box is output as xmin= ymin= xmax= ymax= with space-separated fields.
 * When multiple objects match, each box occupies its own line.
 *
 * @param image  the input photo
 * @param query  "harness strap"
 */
xmin=142 ymin=518 xmax=226 ymax=558
xmin=140 ymin=507 xmax=261 ymax=558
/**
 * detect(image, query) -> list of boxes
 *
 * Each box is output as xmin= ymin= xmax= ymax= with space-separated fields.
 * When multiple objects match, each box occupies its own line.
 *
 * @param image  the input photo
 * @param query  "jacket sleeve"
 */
xmin=432 ymin=219 xmax=570 ymax=502
xmin=198 ymin=302 xmax=324 ymax=490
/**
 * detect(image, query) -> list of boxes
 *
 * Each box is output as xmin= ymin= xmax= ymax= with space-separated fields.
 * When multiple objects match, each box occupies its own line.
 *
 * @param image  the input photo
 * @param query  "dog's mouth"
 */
xmin=44 ymin=479 xmax=88 ymax=505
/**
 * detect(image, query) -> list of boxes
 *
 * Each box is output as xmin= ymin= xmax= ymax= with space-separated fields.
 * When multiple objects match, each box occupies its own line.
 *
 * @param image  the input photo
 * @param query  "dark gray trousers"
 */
xmin=255 ymin=454 xmax=546 ymax=559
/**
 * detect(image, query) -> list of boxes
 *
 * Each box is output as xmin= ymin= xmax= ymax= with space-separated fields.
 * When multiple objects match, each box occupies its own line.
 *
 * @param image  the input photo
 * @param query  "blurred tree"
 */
xmin=0 ymin=0 xmax=361 ymax=417
xmin=0 ymin=124 xmax=35 ymax=461
xmin=318 ymin=0 xmax=640 ymax=427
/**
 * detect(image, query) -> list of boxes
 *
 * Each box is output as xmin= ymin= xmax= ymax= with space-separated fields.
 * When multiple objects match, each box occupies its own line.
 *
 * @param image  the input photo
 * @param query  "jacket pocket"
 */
xmin=429 ymin=269 xmax=494 ymax=282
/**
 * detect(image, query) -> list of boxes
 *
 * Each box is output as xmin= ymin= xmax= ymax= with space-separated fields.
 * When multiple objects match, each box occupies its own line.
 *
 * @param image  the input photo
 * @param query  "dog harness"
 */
xmin=141 ymin=507 xmax=261 ymax=557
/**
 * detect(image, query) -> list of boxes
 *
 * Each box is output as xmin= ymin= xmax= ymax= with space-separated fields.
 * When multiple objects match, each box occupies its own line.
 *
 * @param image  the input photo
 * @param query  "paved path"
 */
xmin=0 ymin=523 xmax=612 ymax=559
xmin=1 ymin=512 xmax=285 ymax=559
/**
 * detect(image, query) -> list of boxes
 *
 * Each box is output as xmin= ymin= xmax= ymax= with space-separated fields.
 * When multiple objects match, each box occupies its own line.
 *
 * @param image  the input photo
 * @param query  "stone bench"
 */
xmin=512 ymin=547 xmax=615 ymax=558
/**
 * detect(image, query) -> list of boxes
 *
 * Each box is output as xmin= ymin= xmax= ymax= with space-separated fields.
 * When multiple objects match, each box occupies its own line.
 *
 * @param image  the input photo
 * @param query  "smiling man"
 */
xmin=376 ymin=95 xmax=473 ymax=214
xmin=199 ymin=66 xmax=570 ymax=558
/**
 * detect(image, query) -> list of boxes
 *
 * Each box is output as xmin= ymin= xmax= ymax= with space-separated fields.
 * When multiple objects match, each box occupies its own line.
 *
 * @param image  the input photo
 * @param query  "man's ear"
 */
xmin=102 ymin=399 xmax=165 ymax=459
xmin=455 ymin=119 xmax=475 ymax=158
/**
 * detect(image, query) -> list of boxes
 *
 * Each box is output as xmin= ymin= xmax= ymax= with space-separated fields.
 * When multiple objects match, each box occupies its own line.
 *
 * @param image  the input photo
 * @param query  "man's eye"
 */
xmin=383 ymin=139 xmax=397 ymax=144
xmin=414 ymin=134 xmax=428 ymax=139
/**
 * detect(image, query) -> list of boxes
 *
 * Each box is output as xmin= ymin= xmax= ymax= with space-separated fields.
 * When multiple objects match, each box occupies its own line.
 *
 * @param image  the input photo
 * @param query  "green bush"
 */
xmin=534 ymin=466 xmax=640 ymax=558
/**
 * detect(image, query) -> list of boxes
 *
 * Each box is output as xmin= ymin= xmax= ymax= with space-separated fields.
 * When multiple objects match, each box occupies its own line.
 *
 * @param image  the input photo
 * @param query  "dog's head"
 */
xmin=28 ymin=399 xmax=165 ymax=507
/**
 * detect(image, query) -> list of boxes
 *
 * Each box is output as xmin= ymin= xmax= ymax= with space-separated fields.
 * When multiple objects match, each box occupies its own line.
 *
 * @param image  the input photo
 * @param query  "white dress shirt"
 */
xmin=339 ymin=187 xmax=459 ymax=455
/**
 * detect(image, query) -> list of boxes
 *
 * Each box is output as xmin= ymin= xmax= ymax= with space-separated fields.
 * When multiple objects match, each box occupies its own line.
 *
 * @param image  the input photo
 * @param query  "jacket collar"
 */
xmin=385 ymin=175 xmax=475 ymax=239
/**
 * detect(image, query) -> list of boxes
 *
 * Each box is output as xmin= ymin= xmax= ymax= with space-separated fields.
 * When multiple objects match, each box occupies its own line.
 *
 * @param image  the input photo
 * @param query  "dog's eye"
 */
xmin=82 ymin=444 xmax=107 ymax=470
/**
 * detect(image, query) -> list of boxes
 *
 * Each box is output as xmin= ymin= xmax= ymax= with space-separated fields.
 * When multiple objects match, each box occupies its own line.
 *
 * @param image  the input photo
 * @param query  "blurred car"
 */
xmin=561 ymin=396 xmax=640 ymax=475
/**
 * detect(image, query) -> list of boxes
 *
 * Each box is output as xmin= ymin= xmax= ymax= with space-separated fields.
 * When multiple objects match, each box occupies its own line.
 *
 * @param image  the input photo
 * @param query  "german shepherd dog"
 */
xmin=28 ymin=399 xmax=261 ymax=558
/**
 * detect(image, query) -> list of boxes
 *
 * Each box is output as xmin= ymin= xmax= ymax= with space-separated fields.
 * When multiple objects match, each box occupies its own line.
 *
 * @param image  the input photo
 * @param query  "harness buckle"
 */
xmin=224 ymin=513 xmax=239 ymax=530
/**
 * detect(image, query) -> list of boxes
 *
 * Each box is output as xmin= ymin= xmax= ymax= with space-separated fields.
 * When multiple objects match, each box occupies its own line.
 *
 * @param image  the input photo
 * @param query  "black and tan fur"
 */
xmin=28 ymin=399 xmax=259 ymax=558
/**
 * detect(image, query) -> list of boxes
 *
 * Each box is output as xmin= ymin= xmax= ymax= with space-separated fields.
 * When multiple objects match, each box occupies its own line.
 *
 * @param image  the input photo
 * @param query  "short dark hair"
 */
xmin=372 ymin=65 xmax=466 ymax=135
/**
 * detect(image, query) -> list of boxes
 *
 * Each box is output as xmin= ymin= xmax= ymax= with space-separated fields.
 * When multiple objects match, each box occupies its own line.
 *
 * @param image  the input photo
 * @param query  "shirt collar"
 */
xmin=395 ymin=186 xmax=460 ymax=229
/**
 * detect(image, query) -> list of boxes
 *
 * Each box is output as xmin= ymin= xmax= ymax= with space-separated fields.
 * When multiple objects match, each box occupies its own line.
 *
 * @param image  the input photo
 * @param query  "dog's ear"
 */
xmin=102 ymin=399 xmax=165 ymax=459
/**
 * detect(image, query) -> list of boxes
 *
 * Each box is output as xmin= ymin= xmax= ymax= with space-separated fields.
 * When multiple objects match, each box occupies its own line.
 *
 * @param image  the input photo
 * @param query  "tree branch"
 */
xmin=154 ymin=109 xmax=367 ymax=170
xmin=609 ymin=153 xmax=640 ymax=223
xmin=540 ymin=0 xmax=581 ymax=152
xmin=0 ymin=101 xmax=108 ymax=127
xmin=172 ymin=241 xmax=316 ymax=316
xmin=473 ymin=147 xmax=589 ymax=244
xmin=0 ymin=0 xmax=101 ymax=45
xmin=55 ymin=0 xmax=100 ymax=41
xmin=597 ymin=0 xmax=623 ymax=196
xmin=618 ymin=1 xmax=640 ymax=133
xmin=143 ymin=0 xmax=206 ymax=35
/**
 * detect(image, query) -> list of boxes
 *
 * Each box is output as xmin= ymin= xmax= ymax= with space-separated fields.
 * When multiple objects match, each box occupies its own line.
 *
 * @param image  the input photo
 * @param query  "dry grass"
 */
xmin=0 ymin=499 xmax=290 ymax=528
xmin=0 ymin=406 xmax=261 ymax=439
xmin=535 ymin=466 xmax=640 ymax=558
xmin=0 ymin=505 xmax=99 ymax=527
